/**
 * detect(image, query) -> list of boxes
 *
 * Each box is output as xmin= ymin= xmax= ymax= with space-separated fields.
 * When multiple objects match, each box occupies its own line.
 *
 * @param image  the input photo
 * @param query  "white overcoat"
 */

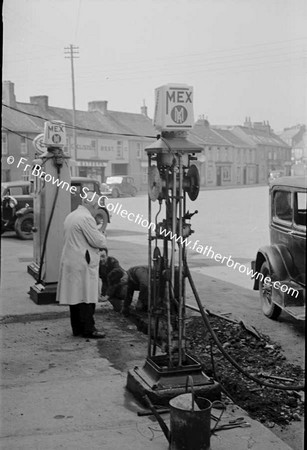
xmin=56 ymin=205 xmax=106 ymax=305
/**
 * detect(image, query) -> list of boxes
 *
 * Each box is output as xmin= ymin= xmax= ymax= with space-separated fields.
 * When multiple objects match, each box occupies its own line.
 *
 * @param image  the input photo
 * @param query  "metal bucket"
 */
xmin=169 ymin=393 xmax=212 ymax=450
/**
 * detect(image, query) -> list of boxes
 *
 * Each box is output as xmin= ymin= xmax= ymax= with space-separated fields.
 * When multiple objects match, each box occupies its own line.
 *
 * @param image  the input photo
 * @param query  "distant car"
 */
xmin=1 ymin=177 xmax=110 ymax=240
xmin=252 ymin=176 xmax=306 ymax=321
xmin=268 ymin=170 xmax=283 ymax=184
xmin=105 ymin=175 xmax=137 ymax=198
xmin=100 ymin=182 xmax=112 ymax=196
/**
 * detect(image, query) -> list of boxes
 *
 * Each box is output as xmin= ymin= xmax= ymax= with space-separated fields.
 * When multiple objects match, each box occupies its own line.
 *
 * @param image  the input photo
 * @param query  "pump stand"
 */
xmin=126 ymin=131 xmax=221 ymax=406
xmin=28 ymin=144 xmax=71 ymax=305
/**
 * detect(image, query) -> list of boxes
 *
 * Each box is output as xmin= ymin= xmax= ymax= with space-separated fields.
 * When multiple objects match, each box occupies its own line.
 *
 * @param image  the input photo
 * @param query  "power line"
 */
xmin=2 ymin=103 xmax=156 ymax=139
xmin=2 ymin=126 xmax=37 ymax=142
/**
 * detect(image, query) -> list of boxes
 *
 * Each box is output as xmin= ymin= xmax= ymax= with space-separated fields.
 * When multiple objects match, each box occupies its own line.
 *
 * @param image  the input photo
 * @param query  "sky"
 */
xmin=3 ymin=0 xmax=307 ymax=132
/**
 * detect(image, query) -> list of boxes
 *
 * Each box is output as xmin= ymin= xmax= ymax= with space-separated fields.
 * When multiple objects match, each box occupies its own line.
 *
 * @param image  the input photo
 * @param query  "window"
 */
xmin=22 ymin=167 xmax=31 ymax=181
xmin=20 ymin=136 xmax=27 ymax=155
xmin=142 ymin=168 xmax=148 ymax=184
xmin=136 ymin=143 xmax=142 ymax=159
xmin=2 ymin=133 xmax=8 ymax=155
xmin=273 ymin=190 xmax=292 ymax=223
xmin=294 ymin=192 xmax=306 ymax=228
xmin=116 ymin=141 xmax=123 ymax=159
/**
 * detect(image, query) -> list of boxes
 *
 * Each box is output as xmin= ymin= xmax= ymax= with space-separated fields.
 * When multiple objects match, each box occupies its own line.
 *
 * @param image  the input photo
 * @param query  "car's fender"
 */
xmin=253 ymin=244 xmax=295 ymax=290
xmin=99 ymin=206 xmax=111 ymax=223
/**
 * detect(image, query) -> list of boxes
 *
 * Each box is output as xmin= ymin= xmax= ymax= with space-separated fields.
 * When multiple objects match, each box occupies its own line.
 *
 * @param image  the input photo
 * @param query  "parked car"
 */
xmin=105 ymin=175 xmax=137 ymax=198
xmin=1 ymin=177 xmax=110 ymax=240
xmin=268 ymin=170 xmax=283 ymax=184
xmin=252 ymin=176 xmax=306 ymax=321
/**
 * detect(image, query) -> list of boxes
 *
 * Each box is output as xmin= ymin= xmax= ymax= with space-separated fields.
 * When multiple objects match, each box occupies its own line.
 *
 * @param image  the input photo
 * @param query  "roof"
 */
xmin=271 ymin=176 xmax=307 ymax=189
xmin=2 ymin=105 xmax=42 ymax=134
xmin=189 ymin=121 xmax=231 ymax=146
xmin=2 ymin=101 xmax=156 ymax=140
xmin=213 ymin=129 xmax=247 ymax=147
xmin=235 ymin=126 xmax=290 ymax=148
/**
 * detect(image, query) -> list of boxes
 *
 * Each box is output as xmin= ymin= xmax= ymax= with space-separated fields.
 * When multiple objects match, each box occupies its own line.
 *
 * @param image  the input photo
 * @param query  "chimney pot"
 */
xmin=88 ymin=101 xmax=108 ymax=114
xmin=30 ymin=95 xmax=49 ymax=110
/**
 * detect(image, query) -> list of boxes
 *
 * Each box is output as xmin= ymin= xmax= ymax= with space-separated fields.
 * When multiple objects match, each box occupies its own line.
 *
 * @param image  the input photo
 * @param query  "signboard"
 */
xmin=153 ymin=84 xmax=194 ymax=131
xmin=32 ymin=133 xmax=46 ymax=154
xmin=43 ymin=121 xmax=66 ymax=147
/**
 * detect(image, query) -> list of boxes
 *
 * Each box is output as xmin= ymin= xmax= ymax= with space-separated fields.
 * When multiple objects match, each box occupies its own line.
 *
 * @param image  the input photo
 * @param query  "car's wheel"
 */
xmin=112 ymin=188 xmax=120 ymax=198
xmin=259 ymin=261 xmax=281 ymax=320
xmin=14 ymin=214 xmax=34 ymax=240
xmin=95 ymin=209 xmax=109 ymax=233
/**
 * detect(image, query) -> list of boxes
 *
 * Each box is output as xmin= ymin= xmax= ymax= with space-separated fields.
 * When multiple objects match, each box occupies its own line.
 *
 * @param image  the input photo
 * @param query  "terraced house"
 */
xmin=2 ymin=81 xmax=291 ymax=189
xmin=2 ymin=81 xmax=156 ymax=189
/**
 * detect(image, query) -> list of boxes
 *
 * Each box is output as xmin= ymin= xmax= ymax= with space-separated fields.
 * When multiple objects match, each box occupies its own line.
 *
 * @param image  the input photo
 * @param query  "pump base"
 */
xmin=29 ymin=283 xmax=58 ymax=305
xmin=126 ymin=354 xmax=221 ymax=406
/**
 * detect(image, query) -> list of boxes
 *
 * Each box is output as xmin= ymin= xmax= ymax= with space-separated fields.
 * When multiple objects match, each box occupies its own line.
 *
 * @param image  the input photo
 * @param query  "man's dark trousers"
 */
xmin=69 ymin=303 xmax=96 ymax=337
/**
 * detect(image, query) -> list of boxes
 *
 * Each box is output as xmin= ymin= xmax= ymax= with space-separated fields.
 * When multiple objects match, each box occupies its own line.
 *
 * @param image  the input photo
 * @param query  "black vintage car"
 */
xmin=1 ymin=177 xmax=110 ymax=240
xmin=252 ymin=176 xmax=306 ymax=321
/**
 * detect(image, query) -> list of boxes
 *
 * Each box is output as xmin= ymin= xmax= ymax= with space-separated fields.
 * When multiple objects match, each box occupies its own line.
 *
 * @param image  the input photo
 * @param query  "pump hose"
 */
xmin=37 ymin=167 xmax=60 ymax=284
xmin=184 ymin=261 xmax=305 ymax=392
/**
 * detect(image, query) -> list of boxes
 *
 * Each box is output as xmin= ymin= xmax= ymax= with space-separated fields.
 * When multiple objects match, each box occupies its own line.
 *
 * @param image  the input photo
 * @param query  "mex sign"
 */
xmin=153 ymin=84 xmax=194 ymax=131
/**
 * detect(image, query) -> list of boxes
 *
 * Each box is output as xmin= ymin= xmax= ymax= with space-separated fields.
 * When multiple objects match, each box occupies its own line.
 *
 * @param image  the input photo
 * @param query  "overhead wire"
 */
xmin=2 ymin=103 xmax=157 ymax=139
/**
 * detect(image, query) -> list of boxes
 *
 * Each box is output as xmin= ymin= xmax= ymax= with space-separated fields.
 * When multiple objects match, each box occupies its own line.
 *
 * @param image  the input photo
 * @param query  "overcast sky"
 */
xmin=3 ymin=0 xmax=307 ymax=132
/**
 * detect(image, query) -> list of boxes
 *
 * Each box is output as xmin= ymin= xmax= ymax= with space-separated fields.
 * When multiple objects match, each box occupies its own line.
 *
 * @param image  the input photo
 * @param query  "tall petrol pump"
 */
xmin=126 ymin=85 xmax=221 ymax=405
xmin=28 ymin=121 xmax=71 ymax=304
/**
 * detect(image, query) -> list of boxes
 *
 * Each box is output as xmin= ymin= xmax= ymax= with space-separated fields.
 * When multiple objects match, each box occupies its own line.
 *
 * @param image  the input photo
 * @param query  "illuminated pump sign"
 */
xmin=153 ymin=84 xmax=194 ymax=131
xmin=43 ymin=121 xmax=66 ymax=147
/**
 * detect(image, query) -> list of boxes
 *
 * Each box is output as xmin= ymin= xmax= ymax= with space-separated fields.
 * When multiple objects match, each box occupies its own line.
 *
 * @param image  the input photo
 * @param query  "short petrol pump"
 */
xmin=28 ymin=121 xmax=71 ymax=304
xmin=126 ymin=84 xmax=221 ymax=406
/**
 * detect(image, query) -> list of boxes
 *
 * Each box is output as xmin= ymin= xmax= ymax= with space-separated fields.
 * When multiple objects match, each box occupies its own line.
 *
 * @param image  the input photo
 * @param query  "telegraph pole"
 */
xmin=64 ymin=44 xmax=79 ymax=175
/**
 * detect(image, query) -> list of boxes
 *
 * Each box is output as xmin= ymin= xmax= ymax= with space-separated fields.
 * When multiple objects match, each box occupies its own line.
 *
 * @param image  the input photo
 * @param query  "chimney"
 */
xmin=196 ymin=116 xmax=210 ymax=127
xmin=141 ymin=99 xmax=148 ymax=117
xmin=3 ymin=81 xmax=16 ymax=107
xmin=88 ymin=101 xmax=108 ymax=114
xmin=30 ymin=95 xmax=49 ymax=110
xmin=244 ymin=116 xmax=252 ymax=128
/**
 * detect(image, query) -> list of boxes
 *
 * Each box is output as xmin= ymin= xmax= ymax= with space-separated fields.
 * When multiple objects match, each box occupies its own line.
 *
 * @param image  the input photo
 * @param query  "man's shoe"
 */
xmin=122 ymin=306 xmax=130 ymax=317
xmin=83 ymin=330 xmax=106 ymax=339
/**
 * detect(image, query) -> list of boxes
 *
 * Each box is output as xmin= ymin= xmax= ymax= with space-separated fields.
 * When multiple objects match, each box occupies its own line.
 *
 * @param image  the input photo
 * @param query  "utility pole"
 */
xmin=64 ymin=44 xmax=79 ymax=175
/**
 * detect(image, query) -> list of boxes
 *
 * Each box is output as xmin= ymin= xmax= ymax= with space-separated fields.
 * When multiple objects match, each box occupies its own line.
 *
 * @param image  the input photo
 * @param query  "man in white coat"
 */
xmin=56 ymin=191 xmax=107 ymax=338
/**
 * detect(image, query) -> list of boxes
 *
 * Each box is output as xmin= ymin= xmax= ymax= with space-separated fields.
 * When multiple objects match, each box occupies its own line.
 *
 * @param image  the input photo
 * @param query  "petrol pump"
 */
xmin=126 ymin=85 xmax=221 ymax=405
xmin=28 ymin=121 xmax=71 ymax=304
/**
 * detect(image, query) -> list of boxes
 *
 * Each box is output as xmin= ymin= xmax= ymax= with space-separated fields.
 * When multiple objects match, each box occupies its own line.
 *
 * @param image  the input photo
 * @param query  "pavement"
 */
xmin=0 ymin=233 xmax=297 ymax=450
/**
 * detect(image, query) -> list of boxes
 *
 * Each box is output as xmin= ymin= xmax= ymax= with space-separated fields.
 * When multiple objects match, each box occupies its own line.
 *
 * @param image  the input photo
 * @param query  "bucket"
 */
xmin=169 ymin=393 xmax=212 ymax=450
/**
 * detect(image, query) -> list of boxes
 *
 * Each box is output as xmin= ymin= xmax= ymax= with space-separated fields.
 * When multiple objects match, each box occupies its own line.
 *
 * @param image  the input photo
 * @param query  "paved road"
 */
xmin=105 ymin=186 xmax=270 ymax=290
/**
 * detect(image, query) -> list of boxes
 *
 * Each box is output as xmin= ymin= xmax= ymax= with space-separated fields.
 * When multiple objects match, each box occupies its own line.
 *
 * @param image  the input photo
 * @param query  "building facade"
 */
xmin=2 ymin=81 xmax=293 ymax=190
xmin=1 ymin=81 xmax=156 ymax=188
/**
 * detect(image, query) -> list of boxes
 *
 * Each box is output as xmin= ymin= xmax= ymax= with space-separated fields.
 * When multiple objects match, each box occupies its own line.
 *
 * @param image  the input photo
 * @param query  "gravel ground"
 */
xmin=185 ymin=314 xmax=304 ymax=447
